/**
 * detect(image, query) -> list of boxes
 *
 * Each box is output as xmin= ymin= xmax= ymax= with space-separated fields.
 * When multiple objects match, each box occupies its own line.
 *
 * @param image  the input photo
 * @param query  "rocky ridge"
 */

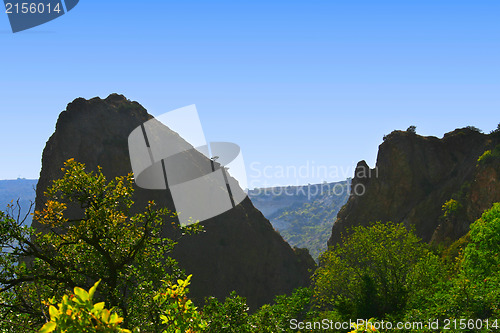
xmin=329 ymin=127 xmax=500 ymax=247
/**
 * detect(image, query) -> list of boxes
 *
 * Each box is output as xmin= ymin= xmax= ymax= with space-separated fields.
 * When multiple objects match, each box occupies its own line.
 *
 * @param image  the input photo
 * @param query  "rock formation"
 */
xmin=329 ymin=128 xmax=500 ymax=247
xmin=33 ymin=94 xmax=314 ymax=310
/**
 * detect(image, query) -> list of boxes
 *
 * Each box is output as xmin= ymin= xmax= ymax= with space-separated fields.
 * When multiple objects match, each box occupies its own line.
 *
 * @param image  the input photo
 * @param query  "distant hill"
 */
xmin=249 ymin=181 xmax=350 ymax=260
xmin=0 ymin=179 xmax=37 ymax=224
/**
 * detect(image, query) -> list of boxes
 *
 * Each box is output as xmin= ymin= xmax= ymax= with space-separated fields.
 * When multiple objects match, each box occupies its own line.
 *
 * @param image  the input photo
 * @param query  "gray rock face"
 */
xmin=34 ymin=94 xmax=314 ymax=310
xmin=329 ymin=128 xmax=500 ymax=247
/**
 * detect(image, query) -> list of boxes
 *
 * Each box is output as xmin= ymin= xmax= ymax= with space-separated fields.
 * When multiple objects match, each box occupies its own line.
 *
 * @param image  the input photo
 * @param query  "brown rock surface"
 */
xmin=328 ymin=128 xmax=500 ymax=247
xmin=33 ymin=94 xmax=314 ymax=310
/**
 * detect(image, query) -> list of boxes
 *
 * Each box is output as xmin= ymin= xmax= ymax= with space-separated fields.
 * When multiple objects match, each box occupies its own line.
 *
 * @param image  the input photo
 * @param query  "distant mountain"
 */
xmin=0 ymin=179 xmax=37 ymax=224
xmin=249 ymin=181 xmax=350 ymax=260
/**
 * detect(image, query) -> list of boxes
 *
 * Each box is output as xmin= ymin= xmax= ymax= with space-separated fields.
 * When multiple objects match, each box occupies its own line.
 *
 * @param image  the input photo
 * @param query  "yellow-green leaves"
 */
xmin=74 ymin=286 xmax=90 ymax=302
xmin=39 ymin=321 xmax=57 ymax=333
xmin=48 ymin=305 xmax=59 ymax=319
xmin=39 ymin=280 xmax=130 ymax=333
xmin=89 ymin=279 xmax=100 ymax=300
xmin=154 ymin=275 xmax=207 ymax=333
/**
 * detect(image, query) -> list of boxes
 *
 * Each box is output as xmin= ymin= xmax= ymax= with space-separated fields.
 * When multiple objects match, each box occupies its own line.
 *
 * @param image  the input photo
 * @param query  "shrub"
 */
xmin=250 ymin=287 xmax=312 ymax=332
xmin=442 ymin=199 xmax=462 ymax=219
xmin=477 ymin=144 xmax=500 ymax=165
xmin=0 ymin=159 xmax=202 ymax=330
xmin=153 ymin=275 xmax=207 ymax=333
xmin=313 ymin=222 xmax=428 ymax=319
xmin=466 ymin=125 xmax=483 ymax=133
xmin=39 ymin=275 xmax=206 ymax=333
xmin=406 ymin=126 xmax=417 ymax=134
xmin=39 ymin=280 xmax=131 ymax=333
xmin=202 ymin=292 xmax=251 ymax=333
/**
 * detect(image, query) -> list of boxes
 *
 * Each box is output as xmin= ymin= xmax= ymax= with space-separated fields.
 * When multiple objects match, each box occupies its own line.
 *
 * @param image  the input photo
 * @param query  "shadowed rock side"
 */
xmin=33 ymin=94 xmax=314 ymax=310
xmin=328 ymin=128 xmax=500 ymax=248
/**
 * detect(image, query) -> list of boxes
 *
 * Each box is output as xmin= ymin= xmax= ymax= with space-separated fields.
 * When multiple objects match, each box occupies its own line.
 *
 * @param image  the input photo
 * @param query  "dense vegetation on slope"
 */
xmin=1 ymin=159 xmax=500 ymax=332
xmin=249 ymin=181 xmax=349 ymax=260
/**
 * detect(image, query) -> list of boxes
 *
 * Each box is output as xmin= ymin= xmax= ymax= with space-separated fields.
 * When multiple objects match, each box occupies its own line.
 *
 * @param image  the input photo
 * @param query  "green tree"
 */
xmin=201 ymin=292 xmax=251 ymax=333
xmin=313 ymin=222 xmax=428 ymax=318
xmin=401 ymin=203 xmax=500 ymax=330
xmin=249 ymin=287 xmax=312 ymax=333
xmin=154 ymin=275 xmax=207 ymax=333
xmin=0 ymin=159 xmax=202 ymax=331
xmin=39 ymin=280 xmax=131 ymax=333
xmin=459 ymin=202 xmax=500 ymax=318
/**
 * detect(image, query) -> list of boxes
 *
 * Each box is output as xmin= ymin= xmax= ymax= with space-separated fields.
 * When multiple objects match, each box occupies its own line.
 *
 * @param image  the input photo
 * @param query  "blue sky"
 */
xmin=0 ymin=0 xmax=499 ymax=187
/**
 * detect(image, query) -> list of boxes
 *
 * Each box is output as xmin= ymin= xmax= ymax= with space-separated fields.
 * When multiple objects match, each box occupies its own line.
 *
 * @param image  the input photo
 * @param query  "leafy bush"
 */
xmin=348 ymin=318 xmax=378 ymax=333
xmin=153 ymin=275 xmax=207 ymax=333
xmin=313 ymin=222 xmax=428 ymax=318
xmin=457 ymin=203 xmax=500 ymax=318
xmin=202 ymin=292 xmax=251 ymax=333
xmin=0 ymin=159 xmax=202 ymax=330
xmin=402 ymin=203 xmax=500 ymax=327
xmin=250 ymin=287 xmax=312 ymax=332
xmin=39 ymin=280 xmax=130 ymax=333
xmin=441 ymin=198 xmax=463 ymax=220
xmin=39 ymin=275 xmax=206 ymax=333
xmin=477 ymin=144 xmax=500 ymax=165
xmin=466 ymin=125 xmax=483 ymax=133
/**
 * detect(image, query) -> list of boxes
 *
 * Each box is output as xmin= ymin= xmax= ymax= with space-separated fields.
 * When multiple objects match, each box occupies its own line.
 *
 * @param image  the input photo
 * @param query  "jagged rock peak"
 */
xmin=329 ymin=126 xmax=500 ymax=248
xmin=35 ymin=95 xmax=314 ymax=311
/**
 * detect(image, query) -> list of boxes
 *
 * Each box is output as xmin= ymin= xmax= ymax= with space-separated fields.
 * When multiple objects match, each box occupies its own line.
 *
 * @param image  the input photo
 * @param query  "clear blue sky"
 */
xmin=1 ymin=0 xmax=499 ymax=187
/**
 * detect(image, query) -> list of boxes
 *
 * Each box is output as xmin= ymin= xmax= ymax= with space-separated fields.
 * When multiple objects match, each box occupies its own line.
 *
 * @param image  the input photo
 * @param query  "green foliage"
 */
xmin=442 ymin=199 xmax=462 ymax=219
xmin=154 ymin=275 xmax=207 ymax=333
xmin=313 ymin=222 xmax=428 ymax=318
xmin=490 ymin=123 xmax=500 ymax=134
xmin=466 ymin=125 xmax=483 ymax=133
xmin=201 ymin=292 xmax=251 ymax=333
xmin=39 ymin=280 xmax=131 ymax=333
xmin=440 ymin=232 xmax=470 ymax=268
xmin=457 ymin=203 xmax=500 ymax=318
xmin=0 ymin=159 xmax=202 ymax=331
xmin=38 ymin=275 xmax=206 ymax=333
xmin=477 ymin=144 xmax=500 ymax=165
xmin=278 ymin=199 xmax=345 ymax=261
xmin=249 ymin=287 xmax=312 ymax=332
xmin=400 ymin=203 xmax=500 ymax=330
xmin=464 ymin=203 xmax=500 ymax=278
xmin=348 ymin=318 xmax=378 ymax=333
xmin=3 ymin=158 xmax=500 ymax=333
xmin=478 ymin=150 xmax=492 ymax=164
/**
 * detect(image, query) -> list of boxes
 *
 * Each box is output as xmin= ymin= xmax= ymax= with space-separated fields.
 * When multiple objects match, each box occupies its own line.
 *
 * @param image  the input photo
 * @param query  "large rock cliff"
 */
xmin=33 ymin=94 xmax=314 ymax=310
xmin=328 ymin=128 xmax=500 ymax=247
